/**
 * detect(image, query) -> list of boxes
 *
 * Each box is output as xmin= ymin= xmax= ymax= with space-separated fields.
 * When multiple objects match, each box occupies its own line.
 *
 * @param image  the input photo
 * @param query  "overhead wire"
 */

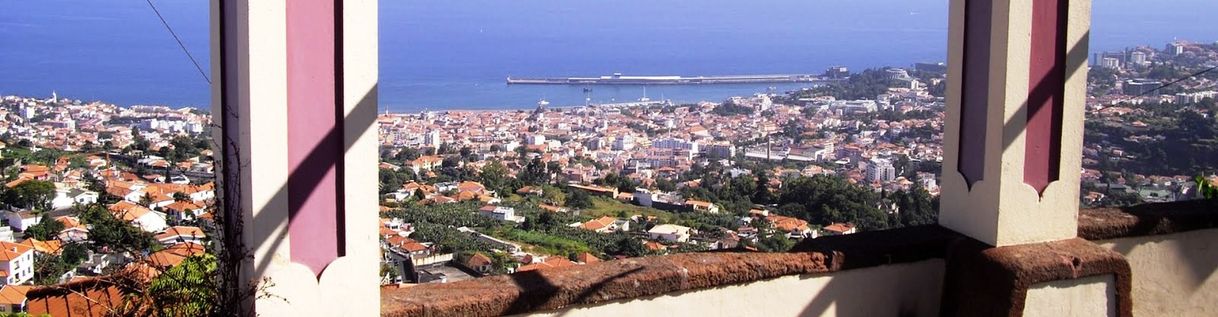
xmin=1092 ymin=65 xmax=1217 ymax=113
xmin=143 ymin=0 xmax=211 ymax=85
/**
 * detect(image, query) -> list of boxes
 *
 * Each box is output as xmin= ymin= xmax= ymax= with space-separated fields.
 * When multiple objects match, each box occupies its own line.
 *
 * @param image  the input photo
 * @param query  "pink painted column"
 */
xmin=957 ymin=0 xmax=993 ymax=188
xmin=286 ymin=0 xmax=342 ymax=275
xmin=212 ymin=0 xmax=379 ymax=314
xmin=1023 ymin=0 xmax=1068 ymax=193
xmin=940 ymin=0 xmax=1090 ymax=247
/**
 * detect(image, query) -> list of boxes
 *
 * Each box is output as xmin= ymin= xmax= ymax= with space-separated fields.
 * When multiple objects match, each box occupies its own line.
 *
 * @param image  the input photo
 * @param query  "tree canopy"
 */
xmin=2 ymin=180 xmax=56 ymax=211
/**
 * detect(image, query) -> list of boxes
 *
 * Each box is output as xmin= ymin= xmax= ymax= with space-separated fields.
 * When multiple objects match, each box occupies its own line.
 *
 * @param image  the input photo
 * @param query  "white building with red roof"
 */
xmin=0 ymin=241 xmax=34 ymax=286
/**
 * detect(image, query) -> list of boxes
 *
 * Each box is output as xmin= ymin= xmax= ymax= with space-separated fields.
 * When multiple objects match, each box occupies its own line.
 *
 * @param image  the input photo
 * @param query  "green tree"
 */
xmin=893 ymin=186 xmax=939 ymax=227
xmin=711 ymin=99 xmax=754 ymax=116
xmin=604 ymin=236 xmax=647 ymax=257
xmin=32 ymin=253 xmax=72 ymax=285
xmin=61 ymin=242 xmax=88 ymax=264
xmin=79 ymin=204 xmax=157 ymax=253
xmin=25 ymin=215 xmax=65 ymax=240
xmin=519 ymin=157 xmax=550 ymax=185
xmin=1196 ymin=175 xmax=1218 ymax=200
xmin=3 ymin=180 xmax=56 ymax=211
xmin=541 ymin=185 xmax=566 ymax=206
xmin=379 ymin=168 xmax=403 ymax=195
xmin=567 ymin=190 xmax=593 ymax=209
xmin=756 ymin=232 xmax=795 ymax=252
xmin=395 ymin=147 xmax=421 ymax=161
xmin=147 ymin=254 xmax=219 ymax=316
xmin=752 ymin=171 xmax=775 ymax=204
xmin=31 ymin=243 xmax=89 ymax=286
xmin=479 ymin=161 xmax=511 ymax=194
xmin=655 ymin=178 xmax=677 ymax=192
xmin=776 ymin=175 xmax=890 ymax=231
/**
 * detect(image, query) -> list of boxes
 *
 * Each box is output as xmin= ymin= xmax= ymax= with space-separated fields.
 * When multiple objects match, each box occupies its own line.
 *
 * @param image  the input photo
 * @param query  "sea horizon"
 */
xmin=2 ymin=0 xmax=1216 ymax=111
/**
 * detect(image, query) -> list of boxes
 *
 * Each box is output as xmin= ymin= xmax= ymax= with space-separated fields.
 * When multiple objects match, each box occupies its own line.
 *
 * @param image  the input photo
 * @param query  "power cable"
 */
xmin=144 ymin=0 xmax=211 ymax=85
xmin=1133 ymin=65 xmax=1217 ymax=98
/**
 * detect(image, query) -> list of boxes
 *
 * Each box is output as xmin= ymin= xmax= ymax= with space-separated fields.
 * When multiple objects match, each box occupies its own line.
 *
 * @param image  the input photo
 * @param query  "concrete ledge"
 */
xmin=381 ymin=252 xmax=836 ymax=317
xmin=1079 ymin=200 xmax=1218 ymax=241
xmin=382 ymin=205 xmax=1218 ymax=317
xmin=940 ymin=238 xmax=1132 ymax=317
xmin=791 ymin=225 xmax=961 ymax=270
xmin=381 ymin=226 xmax=969 ymax=317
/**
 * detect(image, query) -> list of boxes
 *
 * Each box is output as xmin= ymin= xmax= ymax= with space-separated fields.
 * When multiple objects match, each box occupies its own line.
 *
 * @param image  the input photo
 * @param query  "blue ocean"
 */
xmin=1 ymin=0 xmax=1215 ymax=111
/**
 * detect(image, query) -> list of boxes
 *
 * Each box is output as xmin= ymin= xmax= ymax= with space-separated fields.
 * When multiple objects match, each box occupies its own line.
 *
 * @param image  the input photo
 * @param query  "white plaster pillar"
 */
xmin=940 ymin=0 xmax=1091 ymax=247
xmin=211 ymin=0 xmax=379 ymax=315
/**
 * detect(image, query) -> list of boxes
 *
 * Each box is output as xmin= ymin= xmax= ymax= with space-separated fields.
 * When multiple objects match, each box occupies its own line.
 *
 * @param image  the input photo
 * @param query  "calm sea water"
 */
xmin=1 ymin=0 xmax=1215 ymax=111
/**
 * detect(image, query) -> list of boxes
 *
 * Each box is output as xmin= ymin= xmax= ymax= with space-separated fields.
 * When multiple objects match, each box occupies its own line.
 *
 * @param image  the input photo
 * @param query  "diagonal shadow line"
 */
xmin=561 ymin=267 xmax=645 ymax=311
xmin=503 ymin=270 xmax=560 ymax=314
xmin=500 ymin=267 xmax=644 ymax=316
xmin=999 ymin=30 xmax=1090 ymax=153
xmin=222 ymin=84 xmax=378 ymax=283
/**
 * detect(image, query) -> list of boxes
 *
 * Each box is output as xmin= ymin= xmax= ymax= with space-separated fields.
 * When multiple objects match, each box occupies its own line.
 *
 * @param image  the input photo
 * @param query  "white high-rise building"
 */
xmin=652 ymin=138 xmax=699 ymax=153
xmin=866 ymin=158 xmax=897 ymax=183
xmin=754 ymin=94 xmax=773 ymax=112
xmin=525 ymin=134 xmax=546 ymax=146
xmin=703 ymin=143 xmax=736 ymax=159
xmin=1100 ymin=57 xmax=1121 ymax=70
xmin=1130 ymin=51 xmax=1148 ymax=66
xmin=424 ymin=130 xmax=442 ymax=148
xmin=1168 ymin=42 xmax=1185 ymax=56
xmin=613 ymin=135 xmax=635 ymax=151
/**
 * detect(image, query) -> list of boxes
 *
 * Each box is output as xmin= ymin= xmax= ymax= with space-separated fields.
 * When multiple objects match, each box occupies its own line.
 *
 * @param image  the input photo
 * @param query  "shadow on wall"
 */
xmin=223 ymin=84 xmax=378 ymax=283
xmin=514 ymin=267 xmax=645 ymax=316
xmin=999 ymin=30 xmax=1089 ymax=153
xmin=1106 ymin=228 xmax=1218 ymax=293
xmin=795 ymin=266 xmax=935 ymax=317
xmin=1101 ymin=201 xmax=1218 ymax=293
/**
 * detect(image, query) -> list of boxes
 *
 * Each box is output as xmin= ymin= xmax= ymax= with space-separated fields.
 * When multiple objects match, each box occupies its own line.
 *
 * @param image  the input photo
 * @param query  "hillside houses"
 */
xmin=108 ymin=201 xmax=167 ymax=233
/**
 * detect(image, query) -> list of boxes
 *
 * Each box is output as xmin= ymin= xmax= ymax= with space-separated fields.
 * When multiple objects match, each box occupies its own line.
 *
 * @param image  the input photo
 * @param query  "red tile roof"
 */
xmin=0 ymin=241 xmax=34 ymax=262
xmin=147 ymin=243 xmax=207 ymax=268
xmin=0 ymin=285 xmax=31 ymax=305
xmin=155 ymin=226 xmax=207 ymax=242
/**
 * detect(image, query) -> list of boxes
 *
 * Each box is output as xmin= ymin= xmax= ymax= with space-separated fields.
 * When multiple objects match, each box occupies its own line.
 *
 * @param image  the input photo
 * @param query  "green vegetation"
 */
xmin=32 ymin=243 xmax=88 ymax=285
xmin=1 ymin=180 xmax=56 ymax=211
xmin=383 ymin=202 xmax=504 ymax=256
xmin=384 ymin=201 xmax=499 ymax=229
xmin=409 ymin=224 xmax=498 ymax=255
xmin=478 ymin=160 xmax=516 ymax=195
xmin=146 ymin=254 xmax=220 ymax=316
xmin=581 ymin=197 xmax=674 ymax=222
xmin=78 ymin=204 xmax=158 ymax=253
xmin=890 ymin=185 xmax=939 ymax=227
xmin=775 ymin=175 xmax=885 ymax=230
xmin=566 ymin=189 xmax=593 ymax=209
xmin=594 ymin=172 xmax=638 ymax=193
xmin=489 ymin=228 xmax=591 ymax=255
xmin=711 ymin=100 xmax=754 ymax=116
xmin=804 ymin=68 xmax=903 ymax=100
xmin=383 ymin=200 xmax=654 ymax=259
xmin=378 ymin=167 xmax=417 ymax=195
xmin=1197 ymin=175 xmax=1218 ymax=200
xmin=518 ymin=157 xmax=551 ymax=186
xmin=0 ymin=313 xmax=50 ymax=317
xmin=1085 ymin=99 xmax=1218 ymax=175
xmin=25 ymin=215 xmax=65 ymax=241
xmin=773 ymin=175 xmax=938 ymax=231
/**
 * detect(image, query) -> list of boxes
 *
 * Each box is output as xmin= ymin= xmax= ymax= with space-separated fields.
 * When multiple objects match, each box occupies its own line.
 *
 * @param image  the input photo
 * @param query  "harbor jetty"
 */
xmin=506 ymin=72 xmax=822 ymax=85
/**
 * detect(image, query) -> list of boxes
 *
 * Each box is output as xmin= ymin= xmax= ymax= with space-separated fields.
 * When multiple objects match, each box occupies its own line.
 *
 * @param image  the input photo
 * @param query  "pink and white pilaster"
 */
xmin=212 ymin=0 xmax=379 ymax=315
xmin=940 ymin=0 xmax=1090 ymax=247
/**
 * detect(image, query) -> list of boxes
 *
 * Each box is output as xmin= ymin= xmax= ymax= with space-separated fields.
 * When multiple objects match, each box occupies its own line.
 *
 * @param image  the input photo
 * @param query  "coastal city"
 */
xmin=0 ymin=39 xmax=1214 ymax=312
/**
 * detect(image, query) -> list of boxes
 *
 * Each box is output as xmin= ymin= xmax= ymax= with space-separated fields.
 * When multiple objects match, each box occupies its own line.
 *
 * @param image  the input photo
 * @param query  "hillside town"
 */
xmin=0 ymin=39 xmax=1212 ymax=311
xmin=0 ymin=96 xmax=215 ymax=314
xmin=372 ymin=41 xmax=1218 ymax=284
